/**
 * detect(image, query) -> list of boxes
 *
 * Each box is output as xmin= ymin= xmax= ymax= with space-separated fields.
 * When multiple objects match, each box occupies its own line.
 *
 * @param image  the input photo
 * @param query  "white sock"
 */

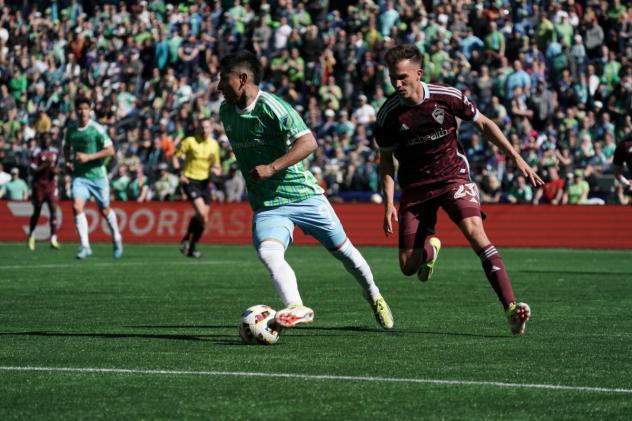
xmin=331 ymin=239 xmax=380 ymax=301
xmin=74 ymin=213 xmax=90 ymax=249
xmin=257 ymin=241 xmax=302 ymax=307
xmin=105 ymin=210 xmax=122 ymax=243
xmin=50 ymin=234 xmax=57 ymax=242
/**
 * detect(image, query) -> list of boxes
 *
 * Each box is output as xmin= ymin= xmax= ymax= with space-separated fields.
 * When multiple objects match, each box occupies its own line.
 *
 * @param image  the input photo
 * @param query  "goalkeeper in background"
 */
xmin=172 ymin=118 xmax=221 ymax=258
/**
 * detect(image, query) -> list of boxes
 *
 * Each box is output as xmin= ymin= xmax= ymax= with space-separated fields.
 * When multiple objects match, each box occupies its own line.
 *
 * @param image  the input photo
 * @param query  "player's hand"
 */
xmin=75 ymin=152 xmax=91 ymax=163
xmin=179 ymin=175 xmax=189 ymax=185
xmin=383 ymin=204 xmax=398 ymax=237
xmin=515 ymin=156 xmax=544 ymax=187
xmin=251 ymin=164 xmax=275 ymax=181
xmin=65 ymin=162 xmax=74 ymax=173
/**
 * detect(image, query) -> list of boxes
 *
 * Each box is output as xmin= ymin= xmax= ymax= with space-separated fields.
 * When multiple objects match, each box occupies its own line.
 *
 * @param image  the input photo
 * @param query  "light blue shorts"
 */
xmin=253 ymin=195 xmax=347 ymax=250
xmin=72 ymin=177 xmax=111 ymax=209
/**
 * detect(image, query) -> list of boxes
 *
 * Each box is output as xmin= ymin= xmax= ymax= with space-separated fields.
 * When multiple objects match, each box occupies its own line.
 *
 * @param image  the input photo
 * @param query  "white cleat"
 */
xmin=275 ymin=304 xmax=314 ymax=328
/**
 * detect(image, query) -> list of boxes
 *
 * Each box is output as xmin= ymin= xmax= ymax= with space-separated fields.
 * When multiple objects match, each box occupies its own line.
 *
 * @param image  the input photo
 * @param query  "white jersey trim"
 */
xmin=235 ymin=90 xmax=262 ymax=114
xmin=289 ymin=129 xmax=312 ymax=143
xmin=259 ymin=91 xmax=288 ymax=120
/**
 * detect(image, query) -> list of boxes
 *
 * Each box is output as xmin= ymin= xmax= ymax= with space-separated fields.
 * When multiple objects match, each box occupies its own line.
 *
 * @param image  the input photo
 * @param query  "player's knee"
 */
xmin=257 ymin=241 xmax=286 ymax=271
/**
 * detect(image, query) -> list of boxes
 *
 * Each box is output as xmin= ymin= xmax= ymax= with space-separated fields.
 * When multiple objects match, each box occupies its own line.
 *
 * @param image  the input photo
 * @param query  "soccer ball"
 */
xmin=239 ymin=305 xmax=281 ymax=345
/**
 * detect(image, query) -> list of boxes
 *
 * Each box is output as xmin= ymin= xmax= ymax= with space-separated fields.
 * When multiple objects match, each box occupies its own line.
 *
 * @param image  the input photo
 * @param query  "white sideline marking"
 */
xmin=0 ymin=366 xmax=631 ymax=394
xmin=0 ymin=261 xmax=251 ymax=270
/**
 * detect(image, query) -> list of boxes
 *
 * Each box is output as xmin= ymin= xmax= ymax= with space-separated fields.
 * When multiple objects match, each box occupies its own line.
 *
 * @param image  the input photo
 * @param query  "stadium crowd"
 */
xmin=0 ymin=0 xmax=630 ymax=205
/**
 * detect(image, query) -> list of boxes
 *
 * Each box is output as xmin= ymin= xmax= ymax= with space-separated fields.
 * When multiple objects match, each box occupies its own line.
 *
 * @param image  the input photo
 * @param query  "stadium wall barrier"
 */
xmin=1 ymin=201 xmax=630 ymax=249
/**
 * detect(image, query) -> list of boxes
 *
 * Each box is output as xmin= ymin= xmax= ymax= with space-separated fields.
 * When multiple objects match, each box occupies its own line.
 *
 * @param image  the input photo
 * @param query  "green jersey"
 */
xmin=66 ymin=120 xmax=112 ymax=180
xmin=220 ymin=91 xmax=323 ymax=210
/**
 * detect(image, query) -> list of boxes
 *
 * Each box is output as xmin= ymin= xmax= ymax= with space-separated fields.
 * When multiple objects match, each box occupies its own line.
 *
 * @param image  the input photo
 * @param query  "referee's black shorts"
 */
xmin=182 ymin=178 xmax=211 ymax=204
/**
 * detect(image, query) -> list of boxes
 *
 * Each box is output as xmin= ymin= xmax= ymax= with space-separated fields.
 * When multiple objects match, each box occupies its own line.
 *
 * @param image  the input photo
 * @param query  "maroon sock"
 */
xmin=479 ymin=245 xmax=515 ymax=310
xmin=49 ymin=202 xmax=58 ymax=235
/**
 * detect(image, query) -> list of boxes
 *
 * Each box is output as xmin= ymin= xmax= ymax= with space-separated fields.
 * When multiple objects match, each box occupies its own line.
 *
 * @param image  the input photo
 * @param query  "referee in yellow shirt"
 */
xmin=172 ymin=118 xmax=221 ymax=258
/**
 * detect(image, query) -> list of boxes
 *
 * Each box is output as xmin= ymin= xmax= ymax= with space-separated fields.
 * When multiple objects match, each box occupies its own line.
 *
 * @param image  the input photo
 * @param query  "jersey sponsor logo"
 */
xmin=432 ymin=107 xmax=445 ymax=124
xmin=454 ymin=182 xmax=479 ymax=203
xmin=406 ymin=127 xmax=450 ymax=146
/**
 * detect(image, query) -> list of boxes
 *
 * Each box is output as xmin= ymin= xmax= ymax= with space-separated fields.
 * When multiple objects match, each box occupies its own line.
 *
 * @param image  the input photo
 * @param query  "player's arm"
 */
xmin=76 ymin=145 xmax=114 ymax=163
xmin=251 ymin=133 xmax=317 ymax=181
xmin=379 ymin=149 xmax=398 ymax=237
xmin=474 ymin=113 xmax=543 ymax=187
xmin=172 ymin=138 xmax=188 ymax=184
xmin=208 ymin=144 xmax=222 ymax=177
xmin=63 ymin=132 xmax=73 ymax=172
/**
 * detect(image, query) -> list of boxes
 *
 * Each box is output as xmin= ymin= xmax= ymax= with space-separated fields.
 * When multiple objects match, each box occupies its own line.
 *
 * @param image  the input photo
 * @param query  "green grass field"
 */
xmin=1 ymin=243 xmax=631 ymax=419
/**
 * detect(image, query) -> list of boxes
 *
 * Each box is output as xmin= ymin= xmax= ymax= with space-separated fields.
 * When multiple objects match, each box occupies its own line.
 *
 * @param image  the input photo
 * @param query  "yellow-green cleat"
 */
xmin=417 ymin=237 xmax=441 ymax=282
xmin=50 ymin=237 xmax=60 ymax=249
xmin=27 ymin=235 xmax=35 ymax=251
xmin=506 ymin=302 xmax=531 ymax=336
xmin=370 ymin=294 xmax=394 ymax=330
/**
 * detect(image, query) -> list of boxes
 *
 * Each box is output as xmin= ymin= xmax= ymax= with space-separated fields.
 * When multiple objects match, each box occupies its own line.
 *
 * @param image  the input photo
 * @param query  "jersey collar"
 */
xmin=418 ymin=81 xmax=430 ymax=104
xmin=235 ymin=89 xmax=261 ymax=114
xmin=400 ymin=81 xmax=430 ymax=107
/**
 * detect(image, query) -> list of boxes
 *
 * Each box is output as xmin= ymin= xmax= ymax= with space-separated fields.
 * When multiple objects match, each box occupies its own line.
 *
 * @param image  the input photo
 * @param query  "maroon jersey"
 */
xmin=30 ymin=146 xmax=59 ymax=189
xmin=613 ymin=136 xmax=632 ymax=173
xmin=375 ymin=82 xmax=479 ymax=191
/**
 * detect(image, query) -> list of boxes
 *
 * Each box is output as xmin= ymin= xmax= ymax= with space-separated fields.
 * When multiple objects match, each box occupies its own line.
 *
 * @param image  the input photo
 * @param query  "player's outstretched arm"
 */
xmin=379 ymin=149 xmax=398 ymax=237
xmin=474 ymin=114 xmax=544 ymax=187
xmin=251 ymin=133 xmax=317 ymax=181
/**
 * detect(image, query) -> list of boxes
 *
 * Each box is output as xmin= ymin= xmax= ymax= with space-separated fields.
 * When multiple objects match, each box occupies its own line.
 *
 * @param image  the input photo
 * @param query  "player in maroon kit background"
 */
xmin=27 ymin=132 xmax=60 ymax=250
xmin=376 ymin=45 xmax=543 ymax=335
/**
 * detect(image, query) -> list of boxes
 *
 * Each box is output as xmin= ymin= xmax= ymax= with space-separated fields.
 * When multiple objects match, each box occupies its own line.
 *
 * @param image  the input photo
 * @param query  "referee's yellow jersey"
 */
xmin=176 ymin=136 xmax=220 ymax=181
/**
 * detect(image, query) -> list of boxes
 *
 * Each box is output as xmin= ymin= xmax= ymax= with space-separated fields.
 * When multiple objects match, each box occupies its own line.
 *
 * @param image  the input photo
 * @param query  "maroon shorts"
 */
xmin=399 ymin=181 xmax=481 ymax=249
xmin=32 ymin=185 xmax=58 ymax=206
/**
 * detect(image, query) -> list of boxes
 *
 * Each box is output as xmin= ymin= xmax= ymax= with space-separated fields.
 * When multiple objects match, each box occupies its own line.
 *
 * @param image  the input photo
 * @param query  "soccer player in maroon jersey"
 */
xmin=612 ymin=132 xmax=632 ymax=204
xmin=27 ymin=133 xmax=60 ymax=250
xmin=376 ymin=45 xmax=544 ymax=335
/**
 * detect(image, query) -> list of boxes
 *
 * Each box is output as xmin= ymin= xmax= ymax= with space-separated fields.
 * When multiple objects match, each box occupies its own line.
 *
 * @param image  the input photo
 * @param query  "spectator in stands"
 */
xmin=224 ymin=164 xmax=245 ymax=203
xmin=0 ymin=162 xmax=10 ymax=187
xmin=0 ymin=167 xmax=28 ymax=200
xmin=508 ymin=175 xmax=534 ymax=204
xmin=533 ymin=167 xmax=565 ymax=205
xmin=153 ymin=162 xmax=179 ymax=202
xmin=0 ymin=0 xmax=629 ymax=205
xmin=563 ymin=170 xmax=590 ymax=205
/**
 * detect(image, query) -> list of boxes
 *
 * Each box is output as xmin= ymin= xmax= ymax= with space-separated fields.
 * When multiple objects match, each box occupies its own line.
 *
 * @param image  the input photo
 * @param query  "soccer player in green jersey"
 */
xmin=218 ymin=50 xmax=393 ymax=330
xmin=63 ymin=97 xmax=123 ymax=259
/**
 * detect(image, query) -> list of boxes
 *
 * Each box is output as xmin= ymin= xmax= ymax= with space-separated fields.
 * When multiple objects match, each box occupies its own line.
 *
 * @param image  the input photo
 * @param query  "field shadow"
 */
xmin=124 ymin=324 xmax=507 ymax=339
xmin=517 ymin=269 xmax=632 ymax=276
xmin=302 ymin=325 xmax=508 ymax=339
xmin=0 ymin=330 xmax=232 ymax=342
xmin=125 ymin=324 xmax=235 ymax=329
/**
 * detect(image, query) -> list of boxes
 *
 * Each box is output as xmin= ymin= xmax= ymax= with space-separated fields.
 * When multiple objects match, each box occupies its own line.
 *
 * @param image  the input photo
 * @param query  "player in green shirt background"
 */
xmin=63 ymin=96 xmax=123 ymax=259
xmin=217 ymin=50 xmax=393 ymax=330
